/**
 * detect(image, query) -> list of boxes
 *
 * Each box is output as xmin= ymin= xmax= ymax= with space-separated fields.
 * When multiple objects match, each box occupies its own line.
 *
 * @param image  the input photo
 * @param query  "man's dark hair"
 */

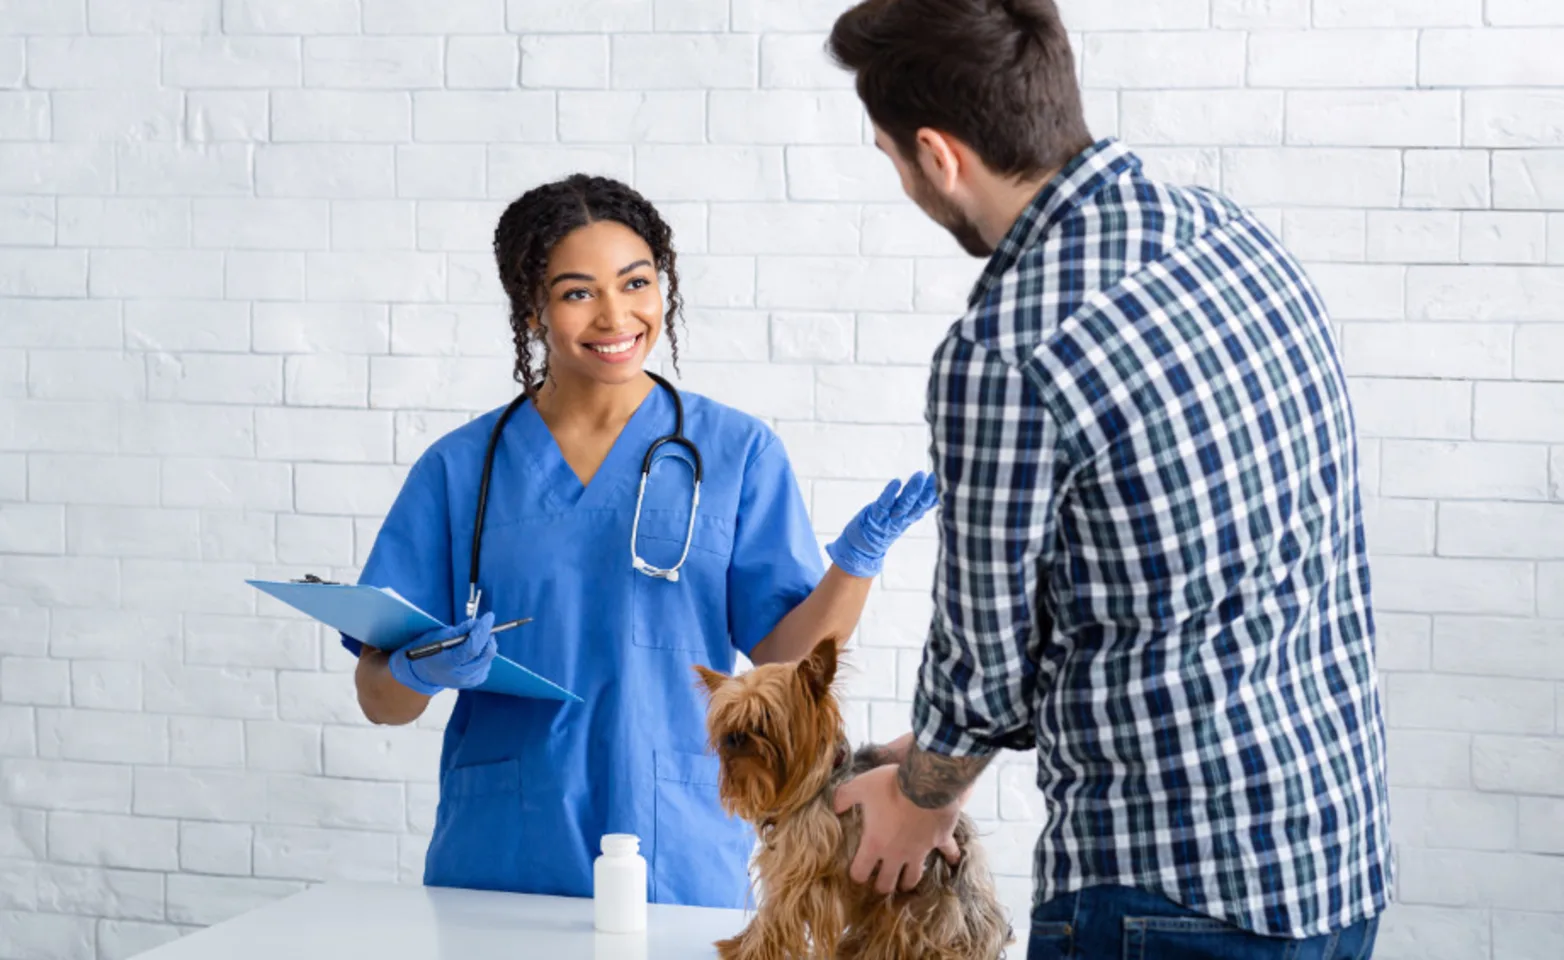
xmin=827 ymin=0 xmax=1091 ymax=179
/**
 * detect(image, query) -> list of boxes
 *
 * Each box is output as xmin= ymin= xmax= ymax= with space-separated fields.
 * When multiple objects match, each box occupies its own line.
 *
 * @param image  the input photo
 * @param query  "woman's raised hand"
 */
xmin=825 ymin=472 xmax=940 ymax=579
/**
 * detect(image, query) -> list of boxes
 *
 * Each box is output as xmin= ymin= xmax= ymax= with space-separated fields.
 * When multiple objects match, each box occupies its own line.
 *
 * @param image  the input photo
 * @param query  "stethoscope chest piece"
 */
xmin=632 ymin=558 xmax=680 ymax=582
xmin=630 ymin=469 xmax=701 ymax=584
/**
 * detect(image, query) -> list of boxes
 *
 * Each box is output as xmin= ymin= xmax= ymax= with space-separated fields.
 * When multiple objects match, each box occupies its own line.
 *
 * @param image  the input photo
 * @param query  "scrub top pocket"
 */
xmin=424 ymin=759 xmax=528 ymax=892
xmin=650 ymin=749 xmax=756 ymax=909
xmin=631 ymin=515 xmax=733 ymax=655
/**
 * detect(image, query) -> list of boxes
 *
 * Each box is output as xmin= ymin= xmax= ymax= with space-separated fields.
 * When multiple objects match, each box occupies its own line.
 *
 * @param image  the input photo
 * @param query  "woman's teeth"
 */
xmin=589 ymin=337 xmax=638 ymax=355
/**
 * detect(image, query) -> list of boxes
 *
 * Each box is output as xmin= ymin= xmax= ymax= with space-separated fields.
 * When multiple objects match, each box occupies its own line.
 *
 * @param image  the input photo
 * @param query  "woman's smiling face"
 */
xmin=538 ymin=219 xmax=664 ymax=390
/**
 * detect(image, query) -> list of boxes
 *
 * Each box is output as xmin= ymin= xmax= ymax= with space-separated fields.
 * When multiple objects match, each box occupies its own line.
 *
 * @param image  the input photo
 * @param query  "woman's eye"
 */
xmin=625 ymin=277 xmax=650 ymax=291
xmin=562 ymin=288 xmax=590 ymax=301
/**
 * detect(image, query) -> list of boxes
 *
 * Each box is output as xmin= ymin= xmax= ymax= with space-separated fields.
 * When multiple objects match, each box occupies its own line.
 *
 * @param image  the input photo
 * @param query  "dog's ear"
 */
xmin=798 ymin=638 xmax=838 ymax=701
xmin=693 ymin=664 xmax=728 ymax=699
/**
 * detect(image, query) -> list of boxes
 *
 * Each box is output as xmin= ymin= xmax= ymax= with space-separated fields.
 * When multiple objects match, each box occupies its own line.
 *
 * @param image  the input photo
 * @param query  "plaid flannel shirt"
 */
xmin=912 ymin=139 xmax=1392 ymax=938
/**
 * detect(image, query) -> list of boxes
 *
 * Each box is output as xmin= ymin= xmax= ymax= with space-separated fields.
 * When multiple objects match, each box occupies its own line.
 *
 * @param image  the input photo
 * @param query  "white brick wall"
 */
xmin=0 ymin=3 xmax=1560 ymax=959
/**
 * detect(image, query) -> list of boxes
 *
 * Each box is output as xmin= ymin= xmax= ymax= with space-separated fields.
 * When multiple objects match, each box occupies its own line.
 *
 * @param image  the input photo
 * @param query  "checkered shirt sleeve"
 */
xmin=913 ymin=332 xmax=1059 ymax=758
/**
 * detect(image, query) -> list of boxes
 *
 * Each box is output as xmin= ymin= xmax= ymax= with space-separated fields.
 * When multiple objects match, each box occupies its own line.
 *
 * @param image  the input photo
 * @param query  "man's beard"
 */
xmin=910 ymin=170 xmax=991 ymax=258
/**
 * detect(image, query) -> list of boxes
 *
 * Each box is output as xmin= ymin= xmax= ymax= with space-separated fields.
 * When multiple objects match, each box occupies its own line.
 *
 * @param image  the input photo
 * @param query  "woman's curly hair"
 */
xmin=492 ymin=174 xmax=683 ymax=394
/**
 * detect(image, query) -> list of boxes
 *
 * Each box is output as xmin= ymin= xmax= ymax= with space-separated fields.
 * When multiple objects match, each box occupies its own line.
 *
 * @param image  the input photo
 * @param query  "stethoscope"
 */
xmin=464 ymin=372 xmax=702 ymax=619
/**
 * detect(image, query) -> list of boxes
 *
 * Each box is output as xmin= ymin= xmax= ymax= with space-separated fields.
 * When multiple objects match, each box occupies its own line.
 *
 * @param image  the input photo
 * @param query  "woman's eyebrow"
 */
xmin=548 ymin=260 xmax=652 ymax=287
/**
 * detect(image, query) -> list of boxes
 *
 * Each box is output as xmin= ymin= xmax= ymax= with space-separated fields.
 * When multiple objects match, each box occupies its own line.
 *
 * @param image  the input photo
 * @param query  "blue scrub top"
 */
xmin=341 ymin=384 xmax=824 ymax=909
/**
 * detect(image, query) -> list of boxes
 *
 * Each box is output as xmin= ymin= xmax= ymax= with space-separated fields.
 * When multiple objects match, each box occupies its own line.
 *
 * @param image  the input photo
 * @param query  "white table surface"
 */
xmin=132 ymin=881 xmax=750 ymax=960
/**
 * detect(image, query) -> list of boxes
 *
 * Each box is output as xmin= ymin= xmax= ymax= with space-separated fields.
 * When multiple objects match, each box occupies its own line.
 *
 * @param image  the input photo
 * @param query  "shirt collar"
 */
xmin=968 ymin=138 xmax=1142 ymax=308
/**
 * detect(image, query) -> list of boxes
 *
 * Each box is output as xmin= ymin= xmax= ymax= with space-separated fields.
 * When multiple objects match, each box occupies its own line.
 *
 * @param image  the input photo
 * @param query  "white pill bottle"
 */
xmin=593 ymin=833 xmax=647 ymax=934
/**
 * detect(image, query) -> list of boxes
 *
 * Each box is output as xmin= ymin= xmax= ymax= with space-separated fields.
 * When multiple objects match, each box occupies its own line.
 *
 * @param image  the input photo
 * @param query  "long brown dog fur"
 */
xmin=695 ymin=639 xmax=1012 ymax=960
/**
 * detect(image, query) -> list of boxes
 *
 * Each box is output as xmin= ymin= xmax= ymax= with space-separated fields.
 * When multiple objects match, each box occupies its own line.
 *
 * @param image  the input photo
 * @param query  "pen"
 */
xmin=404 ymin=618 xmax=532 ymax=661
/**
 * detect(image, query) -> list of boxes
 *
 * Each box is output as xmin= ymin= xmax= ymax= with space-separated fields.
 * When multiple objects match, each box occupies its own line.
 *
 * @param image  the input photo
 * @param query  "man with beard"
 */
xmin=826 ymin=2 xmax=1393 ymax=959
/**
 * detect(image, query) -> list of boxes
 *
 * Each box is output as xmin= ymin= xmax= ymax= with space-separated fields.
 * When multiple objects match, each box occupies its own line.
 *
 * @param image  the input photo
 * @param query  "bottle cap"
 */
xmin=601 ymin=833 xmax=640 ymax=856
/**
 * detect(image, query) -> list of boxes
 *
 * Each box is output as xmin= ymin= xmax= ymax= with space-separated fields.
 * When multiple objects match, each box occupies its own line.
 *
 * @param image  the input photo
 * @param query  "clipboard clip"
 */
xmin=290 ymin=573 xmax=343 ymax=585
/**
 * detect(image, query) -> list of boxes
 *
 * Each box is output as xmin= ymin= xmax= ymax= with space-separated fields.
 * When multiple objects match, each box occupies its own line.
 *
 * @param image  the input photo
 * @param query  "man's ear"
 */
xmin=915 ymin=127 xmax=962 ymax=192
xmin=798 ymin=638 xmax=839 ymax=701
xmin=693 ymin=664 xmax=727 ymax=699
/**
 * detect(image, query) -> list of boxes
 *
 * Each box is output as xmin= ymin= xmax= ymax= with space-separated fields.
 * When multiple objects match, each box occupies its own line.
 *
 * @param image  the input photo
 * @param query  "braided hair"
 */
xmin=493 ymin=174 xmax=684 ymax=394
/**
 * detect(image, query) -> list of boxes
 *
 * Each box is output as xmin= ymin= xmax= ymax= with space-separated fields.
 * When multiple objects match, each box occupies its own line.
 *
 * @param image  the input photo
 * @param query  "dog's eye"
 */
xmin=722 ymin=732 xmax=748 ymax=751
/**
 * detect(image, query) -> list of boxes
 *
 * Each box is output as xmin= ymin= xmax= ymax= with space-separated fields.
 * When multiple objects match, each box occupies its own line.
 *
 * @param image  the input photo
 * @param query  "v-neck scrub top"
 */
xmin=339 ymin=385 xmax=825 ymax=909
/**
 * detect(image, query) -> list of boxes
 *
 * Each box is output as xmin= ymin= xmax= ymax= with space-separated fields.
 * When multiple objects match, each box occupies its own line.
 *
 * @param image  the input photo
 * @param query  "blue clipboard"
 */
xmin=247 ymin=579 xmax=581 ymax=703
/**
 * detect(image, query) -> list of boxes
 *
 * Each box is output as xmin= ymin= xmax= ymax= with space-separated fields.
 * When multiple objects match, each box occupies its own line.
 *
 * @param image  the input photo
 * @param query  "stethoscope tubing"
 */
xmin=466 ymin=372 xmax=697 ymax=619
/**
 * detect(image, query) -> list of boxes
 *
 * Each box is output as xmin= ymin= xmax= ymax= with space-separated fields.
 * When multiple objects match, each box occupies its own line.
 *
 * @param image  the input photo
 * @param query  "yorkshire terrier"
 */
xmin=695 ymin=639 xmax=1012 ymax=960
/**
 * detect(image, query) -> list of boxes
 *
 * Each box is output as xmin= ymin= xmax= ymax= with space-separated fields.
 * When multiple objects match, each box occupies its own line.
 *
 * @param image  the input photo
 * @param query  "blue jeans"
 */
xmin=1026 ymin=885 xmax=1379 ymax=959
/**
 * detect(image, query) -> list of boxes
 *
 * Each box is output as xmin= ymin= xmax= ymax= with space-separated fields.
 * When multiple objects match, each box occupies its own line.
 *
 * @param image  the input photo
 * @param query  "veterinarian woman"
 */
xmin=341 ymin=174 xmax=934 ymax=910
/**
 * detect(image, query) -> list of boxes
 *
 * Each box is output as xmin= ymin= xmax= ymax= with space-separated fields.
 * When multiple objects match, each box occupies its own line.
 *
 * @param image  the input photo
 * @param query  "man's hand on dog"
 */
xmin=833 ymin=764 xmax=964 ymax=895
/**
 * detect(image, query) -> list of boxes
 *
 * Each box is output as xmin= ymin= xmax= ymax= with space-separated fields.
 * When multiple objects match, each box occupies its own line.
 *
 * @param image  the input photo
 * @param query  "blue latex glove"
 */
xmin=389 ymin=612 xmax=496 ymax=696
xmin=826 ymin=472 xmax=940 ymax=579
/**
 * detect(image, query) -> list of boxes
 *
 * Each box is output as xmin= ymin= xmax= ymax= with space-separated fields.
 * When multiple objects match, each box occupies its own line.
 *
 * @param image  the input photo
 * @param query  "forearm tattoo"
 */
xmin=858 ymin=742 xmax=896 ymax=768
xmin=897 ymin=746 xmax=990 ymax=809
